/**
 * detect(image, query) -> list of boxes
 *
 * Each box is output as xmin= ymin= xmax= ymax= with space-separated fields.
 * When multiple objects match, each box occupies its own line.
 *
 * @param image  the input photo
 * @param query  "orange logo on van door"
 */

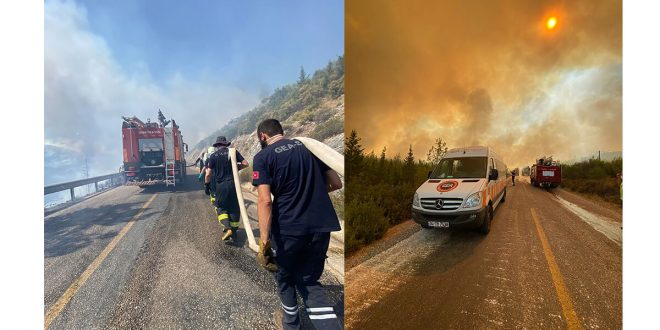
xmin=436 ymin=180 xmax=459 ymax=192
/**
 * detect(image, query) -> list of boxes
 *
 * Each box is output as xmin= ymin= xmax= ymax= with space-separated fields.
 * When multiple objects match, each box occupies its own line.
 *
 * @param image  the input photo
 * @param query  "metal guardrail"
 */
xmin=44 ymin=173 xmax=125 ymax=201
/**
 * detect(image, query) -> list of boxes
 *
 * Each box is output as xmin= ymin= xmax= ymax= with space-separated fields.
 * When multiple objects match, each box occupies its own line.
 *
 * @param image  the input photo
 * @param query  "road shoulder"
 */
xmin=345 ymin=219 xmax=420 ymax=272
xmin=553 ymin=187 xmax=621 ymax=223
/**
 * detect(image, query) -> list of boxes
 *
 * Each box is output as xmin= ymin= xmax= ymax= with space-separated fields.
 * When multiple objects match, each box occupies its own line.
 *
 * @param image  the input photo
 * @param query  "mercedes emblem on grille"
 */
xmin=435 ymin=199 xmax=444 ymax=209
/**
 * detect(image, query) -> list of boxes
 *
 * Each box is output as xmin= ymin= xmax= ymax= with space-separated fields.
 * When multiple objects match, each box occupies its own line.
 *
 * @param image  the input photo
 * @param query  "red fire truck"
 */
xmin=530 ymin=156 xmax=561 ymax=188
xmin=121 ymin=111 xmax=187 ymax=189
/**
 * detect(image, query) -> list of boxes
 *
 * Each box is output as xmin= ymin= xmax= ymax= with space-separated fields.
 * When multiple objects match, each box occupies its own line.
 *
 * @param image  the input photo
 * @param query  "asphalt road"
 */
xmin=345 ymin=178 xmax=622 ymax=329
xmin=44 ymin=173 xmax=343 ymax=329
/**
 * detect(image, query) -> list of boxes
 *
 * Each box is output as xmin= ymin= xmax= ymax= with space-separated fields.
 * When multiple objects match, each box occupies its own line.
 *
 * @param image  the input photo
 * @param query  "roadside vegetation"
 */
xmin=560 ymin=157 xmax=623 ymax=205
xmin=344 ymin=130 xmax=449 ymax=253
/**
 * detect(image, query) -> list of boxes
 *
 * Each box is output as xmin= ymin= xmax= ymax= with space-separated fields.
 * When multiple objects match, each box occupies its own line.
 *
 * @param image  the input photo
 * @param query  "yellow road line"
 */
xmin=44 ymin=194 xmax=158 ymax=329
xmin=530 ymin=208 xmax=583 ymax=330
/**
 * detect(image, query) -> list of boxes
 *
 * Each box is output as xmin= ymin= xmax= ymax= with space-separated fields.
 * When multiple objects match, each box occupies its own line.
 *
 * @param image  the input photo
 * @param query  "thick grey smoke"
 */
xmin=45 ymin=1 xmax=259 ymax=179
xmin=459 ymin=89 xmax=494 ymax=146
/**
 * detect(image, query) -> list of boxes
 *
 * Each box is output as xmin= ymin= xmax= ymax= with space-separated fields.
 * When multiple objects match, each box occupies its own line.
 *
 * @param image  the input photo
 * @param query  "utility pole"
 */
xmin=598 ymin=150 xmax=601 ymax=161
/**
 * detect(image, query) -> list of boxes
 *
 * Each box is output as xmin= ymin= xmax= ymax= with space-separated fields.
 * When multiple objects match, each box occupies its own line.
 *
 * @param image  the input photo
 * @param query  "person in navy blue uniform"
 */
xmin=252 ymin=119 xmax=343 ymax=330
xmin=205 ymin=136 xmax=249 ymax=241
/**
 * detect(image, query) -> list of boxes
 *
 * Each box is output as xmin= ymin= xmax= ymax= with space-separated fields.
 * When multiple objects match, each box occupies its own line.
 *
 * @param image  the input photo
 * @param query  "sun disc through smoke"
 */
xmin=546 ymin=16 xmax=557 ymax=30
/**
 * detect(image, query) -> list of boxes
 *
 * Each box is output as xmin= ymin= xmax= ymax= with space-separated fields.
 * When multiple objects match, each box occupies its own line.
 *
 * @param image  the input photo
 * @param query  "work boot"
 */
xmin=210 ymin=196 xmax=216 ymax=204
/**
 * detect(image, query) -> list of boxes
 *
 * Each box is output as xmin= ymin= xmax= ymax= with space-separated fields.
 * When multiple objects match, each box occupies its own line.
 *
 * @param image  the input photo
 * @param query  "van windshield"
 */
xmin=430 ymin=157 xmax=487 ymax=179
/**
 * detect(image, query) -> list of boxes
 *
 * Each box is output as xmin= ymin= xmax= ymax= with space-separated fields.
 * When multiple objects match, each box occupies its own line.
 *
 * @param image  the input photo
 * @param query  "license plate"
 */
xmin=429 ymin=221 xmax=450 ymax=228
xmin=542 ymin=171 xmax=554 ymax=177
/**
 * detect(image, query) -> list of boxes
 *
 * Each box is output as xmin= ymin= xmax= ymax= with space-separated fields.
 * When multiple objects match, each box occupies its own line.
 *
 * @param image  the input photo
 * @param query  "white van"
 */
xmin=412 ymin=146 xmax=508 ymax=234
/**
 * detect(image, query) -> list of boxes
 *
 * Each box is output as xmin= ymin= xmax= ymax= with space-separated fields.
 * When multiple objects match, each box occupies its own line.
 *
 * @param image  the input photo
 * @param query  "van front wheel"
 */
xmin=479 ymin=205 xmax=492 ymax=235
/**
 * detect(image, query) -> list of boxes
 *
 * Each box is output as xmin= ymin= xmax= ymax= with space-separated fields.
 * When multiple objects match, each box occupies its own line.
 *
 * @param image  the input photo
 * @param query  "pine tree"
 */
xmin=380 ymin=146 xmax=387 ymax=163
xmin=404 ymin=145 xmax=417 ymax=183
xmin=405 ymin=145 xmax=415 ymax=167
xmin=345 ymin=130 xmax=364 ymax=161
xmin=427 ymin=138 xmax=448 ymax=165
xmin=298 ymin=66 xmax=307 ymax=85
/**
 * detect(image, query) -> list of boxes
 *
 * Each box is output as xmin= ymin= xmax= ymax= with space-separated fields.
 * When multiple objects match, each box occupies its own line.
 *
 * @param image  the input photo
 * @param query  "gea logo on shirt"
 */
xmin=274 ymin=140 xmax=303 ymax=154
xmin=252 ymin=171 xmax=259 ymax=180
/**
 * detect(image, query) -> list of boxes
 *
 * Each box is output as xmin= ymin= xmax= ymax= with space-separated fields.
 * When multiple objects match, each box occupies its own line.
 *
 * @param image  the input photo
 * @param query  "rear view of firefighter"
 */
xmin=252 ymin=119 xmax=343 ymax=330
xmin=205 ymin=136 xmax=249 ymax=241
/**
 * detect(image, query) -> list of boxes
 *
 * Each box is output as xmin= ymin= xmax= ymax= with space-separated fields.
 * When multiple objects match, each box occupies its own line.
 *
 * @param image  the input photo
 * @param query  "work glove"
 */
xmin=204 ymin=182 xmax=211 ymax=195
xmin=257 ymin=240 xmax=278 ymax=272
xmin=198 ymin=172 xmax=204 ymax=182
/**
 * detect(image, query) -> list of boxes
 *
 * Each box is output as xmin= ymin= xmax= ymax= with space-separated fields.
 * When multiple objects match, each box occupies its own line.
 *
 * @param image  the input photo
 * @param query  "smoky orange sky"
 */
xmin=346 ymin=0 xmax=621 ymax=168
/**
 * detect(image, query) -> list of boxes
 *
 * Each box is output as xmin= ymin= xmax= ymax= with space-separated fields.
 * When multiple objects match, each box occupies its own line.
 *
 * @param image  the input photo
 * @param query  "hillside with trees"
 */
xmin=189 ymin=56 xmax=344 ymax=164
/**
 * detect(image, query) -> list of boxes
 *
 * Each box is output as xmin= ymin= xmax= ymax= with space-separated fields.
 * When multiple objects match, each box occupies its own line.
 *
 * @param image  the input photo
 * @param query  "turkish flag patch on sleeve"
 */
xmin=252 ymin=171 xmax=259 ymax=180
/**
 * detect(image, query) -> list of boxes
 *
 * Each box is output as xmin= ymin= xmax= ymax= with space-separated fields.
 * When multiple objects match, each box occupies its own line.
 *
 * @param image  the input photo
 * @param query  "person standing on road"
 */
xmin=205 ymin=136 xmax=249 ymax=241
xmin=511 ymin=170 xmax=516 ymax=186
xmin=196 ymin=151 xmax=206 ymax=182
xmin=196 ymin=151 xmax=205 ymax=172
xmin=204 ymin=146 xmax=217 ymax=201
xmin=252 ymin=119 xmax=343 ymax=330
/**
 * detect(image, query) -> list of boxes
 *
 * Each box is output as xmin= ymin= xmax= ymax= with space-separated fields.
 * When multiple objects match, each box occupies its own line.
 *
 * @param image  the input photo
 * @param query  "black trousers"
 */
xmin=208 ymin=174 xmax=217 ymax=194
xmin=214 ymin=180 xmax=240 ymax=230
xmin=271 ymin=232 xmax=341 ymax=330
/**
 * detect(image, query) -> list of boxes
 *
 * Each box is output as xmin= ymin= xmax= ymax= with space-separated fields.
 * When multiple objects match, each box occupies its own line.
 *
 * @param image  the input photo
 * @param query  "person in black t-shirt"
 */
xmin=205 ymin=136 xmax=248 ymax=241
xmin=252 ymin=119 xmax=343 ymax=330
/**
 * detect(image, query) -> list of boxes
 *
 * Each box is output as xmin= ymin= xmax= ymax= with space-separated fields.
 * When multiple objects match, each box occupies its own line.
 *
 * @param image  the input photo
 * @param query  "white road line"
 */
xmin=553 ymin=195 xmax=622 ymax=246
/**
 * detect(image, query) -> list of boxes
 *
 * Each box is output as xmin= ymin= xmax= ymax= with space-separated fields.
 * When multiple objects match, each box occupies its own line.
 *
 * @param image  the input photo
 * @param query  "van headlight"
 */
xmin=463 ymin=192 xmax=481 ymax=208
xmin=413 ymin=192 xmax=420 ymax=207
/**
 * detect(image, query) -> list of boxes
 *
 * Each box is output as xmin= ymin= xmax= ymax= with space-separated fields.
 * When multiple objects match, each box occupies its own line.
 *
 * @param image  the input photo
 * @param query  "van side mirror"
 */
xmin=489 ymin=168 xmax=499 ymax=181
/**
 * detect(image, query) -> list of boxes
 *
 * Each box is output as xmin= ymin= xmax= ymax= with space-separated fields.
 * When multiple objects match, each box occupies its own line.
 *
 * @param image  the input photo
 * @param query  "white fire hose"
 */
xmin=228 ymin=138 xmax=344 ymax=253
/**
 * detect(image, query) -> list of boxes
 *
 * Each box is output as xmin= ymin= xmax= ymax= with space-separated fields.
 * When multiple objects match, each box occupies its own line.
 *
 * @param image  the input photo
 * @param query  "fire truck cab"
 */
xmin=412 ymin=146 xmax=508 ymax=234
